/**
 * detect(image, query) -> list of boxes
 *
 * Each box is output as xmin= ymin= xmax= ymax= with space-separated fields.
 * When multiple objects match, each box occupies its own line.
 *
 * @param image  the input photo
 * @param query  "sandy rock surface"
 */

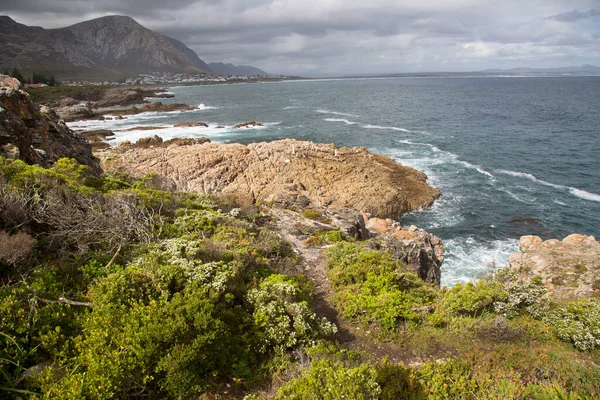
xmin=99 ymin=138 xmax=441 ymax=219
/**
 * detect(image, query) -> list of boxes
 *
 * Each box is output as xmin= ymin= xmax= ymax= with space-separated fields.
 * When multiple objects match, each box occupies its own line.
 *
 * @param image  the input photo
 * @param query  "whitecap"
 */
xmin=197 ymin=103 xmax=219 ymax=110
xmin=315 ymin=109 xmax=357 ymax=117
xmin=457 ymin=160 xmax=496 ymax=180
xmin=362 ymin=124 xmax=411 ymax=133
xmin=496 ymin=169 xmax=600 ymax=203
xmin=324 ymin=118 xmax=359 ymax=125
xmin=495 ymin=169 xmax=564 ymax=189
xmin=569 ymin=188 xmax=600 ymax=203
xmin=441 ymin=237 xmax=519 ymax=287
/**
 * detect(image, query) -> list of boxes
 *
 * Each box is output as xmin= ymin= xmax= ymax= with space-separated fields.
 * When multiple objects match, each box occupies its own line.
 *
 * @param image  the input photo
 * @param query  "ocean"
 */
xmin=69 ymin=77 xmax=600 ymax=286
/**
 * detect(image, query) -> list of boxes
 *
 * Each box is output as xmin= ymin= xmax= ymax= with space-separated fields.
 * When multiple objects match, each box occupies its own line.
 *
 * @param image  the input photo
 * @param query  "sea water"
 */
xmin=69 ymin=77 xmax=600 ymax=286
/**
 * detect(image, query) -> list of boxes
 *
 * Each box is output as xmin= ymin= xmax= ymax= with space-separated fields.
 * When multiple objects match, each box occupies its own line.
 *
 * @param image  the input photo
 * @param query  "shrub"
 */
xmin=326 ymin=243 xmax=438 ymax=329
xmin=302 ymin=209 xmax=322 ymax=220
xmin=528 ymin=298 xmax=600 ymax=351
xmin=0 ymin=231 xmax=35 ymax=266
xmin=437 ymin=280 xmax=508 ymax=318
xmin=247 ymin=274 xmax=337 ymax=354
xmin=275 ymin=358 xmax=382 ymax=399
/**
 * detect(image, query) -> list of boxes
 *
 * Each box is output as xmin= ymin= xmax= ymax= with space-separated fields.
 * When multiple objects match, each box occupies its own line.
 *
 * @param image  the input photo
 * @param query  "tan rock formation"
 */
xmin=267 ymin=185 xmax=443 ymax=286
xmin=100 ymin=138 xmax=440 ymax=219
xmin=508 ymin=234 xmax=600 ymax=300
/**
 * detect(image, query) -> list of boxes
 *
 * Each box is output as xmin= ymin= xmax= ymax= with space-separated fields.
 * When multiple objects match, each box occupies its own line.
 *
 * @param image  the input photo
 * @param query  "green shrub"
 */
xmin=247 ymin=274 xmax=337 ymax=354
xmin=437 ymin=280 xmax=508 ymax=318
xmin=275 ymin=358 xmax=382 ymax=399
xmin=529 ymin=298 xmax=600 ymax=351
xmin=326 ymin=243 xmax=438 ymax=329
xmin=302 ymin=209 xmax=322 ymax=220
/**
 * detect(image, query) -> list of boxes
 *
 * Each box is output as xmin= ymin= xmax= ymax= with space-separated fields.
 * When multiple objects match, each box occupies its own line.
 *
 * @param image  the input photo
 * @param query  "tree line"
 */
xmin=3 ymin=67 xmax=57 ymax=86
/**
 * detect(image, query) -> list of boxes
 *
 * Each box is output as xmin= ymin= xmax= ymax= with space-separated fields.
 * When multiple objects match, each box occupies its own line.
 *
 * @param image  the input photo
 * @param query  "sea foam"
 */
xmin=496 ymin=169 xmax=600 ymax=203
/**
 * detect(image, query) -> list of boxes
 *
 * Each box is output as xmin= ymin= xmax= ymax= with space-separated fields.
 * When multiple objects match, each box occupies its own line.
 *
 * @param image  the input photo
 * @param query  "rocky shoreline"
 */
xmin=4 ymin=73 xmax=599 ymax=291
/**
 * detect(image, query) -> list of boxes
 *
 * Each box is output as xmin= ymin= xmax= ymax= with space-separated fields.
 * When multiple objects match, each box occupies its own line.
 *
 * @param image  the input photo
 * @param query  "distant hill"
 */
xmin=481 ymin=65 xmax=600 ymax=75
xmin=207 ymin=62 xmax=270 ymax=76
xmin=164 ymin=36 xmax=212 ymax=72
xmin=0 ymin=15 xmax=211 ymax=81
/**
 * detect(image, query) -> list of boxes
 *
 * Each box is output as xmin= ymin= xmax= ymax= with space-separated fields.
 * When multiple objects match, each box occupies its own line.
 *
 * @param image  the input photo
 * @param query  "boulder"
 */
xmin=163 ymin=137 xmax=211 ymax=147
xmin=134 ymin=135 xmax=163 ymax=148
xmin=233 ymin=120 xmax=262 ymax=128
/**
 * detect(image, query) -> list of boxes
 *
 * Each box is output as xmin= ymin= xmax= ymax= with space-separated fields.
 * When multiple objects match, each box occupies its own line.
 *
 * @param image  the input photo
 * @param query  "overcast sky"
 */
xmin=2 ymin=0 xmax=600 ymax=76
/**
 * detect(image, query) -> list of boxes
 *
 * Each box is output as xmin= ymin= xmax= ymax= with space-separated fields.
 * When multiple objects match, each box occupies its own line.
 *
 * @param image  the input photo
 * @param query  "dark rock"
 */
xmin=234 ymin=120 xmax=263 ymax=128
xmin=0 ymin=75 xmax=101 ymax=174
xmin=174 ymin=122 xmax=208 ymax=128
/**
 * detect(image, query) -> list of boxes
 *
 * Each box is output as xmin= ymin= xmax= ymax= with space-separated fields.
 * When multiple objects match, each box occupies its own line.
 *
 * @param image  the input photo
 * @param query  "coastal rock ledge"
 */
xmin=100 ymin=138 xmax=441 ymax=219
xmin=508 ymin=234 xmax=600 ymax=300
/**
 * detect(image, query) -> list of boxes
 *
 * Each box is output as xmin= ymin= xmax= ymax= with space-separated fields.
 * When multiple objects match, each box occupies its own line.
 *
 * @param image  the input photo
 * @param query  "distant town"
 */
xmin=59 ymin=72 xmax=293 ymax=87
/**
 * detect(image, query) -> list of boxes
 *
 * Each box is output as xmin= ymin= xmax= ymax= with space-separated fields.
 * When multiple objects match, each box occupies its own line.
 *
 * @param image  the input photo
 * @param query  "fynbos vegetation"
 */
xmin=1 ymin=158 xmax=599 ymax=399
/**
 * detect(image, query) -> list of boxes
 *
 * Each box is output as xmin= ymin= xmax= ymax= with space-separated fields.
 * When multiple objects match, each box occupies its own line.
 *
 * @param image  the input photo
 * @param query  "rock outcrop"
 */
xmin=508 ymin=234 xmax=600 ymax=300
xmin=267 ymin=185 xmax=443 ymax=286
xmin=365 ymin=217 xmax=444 ymax=286
xmin=0 ymin=75 xmax=101 ymax=173
xmin=100 ymin=138 xmax=440 ymax=219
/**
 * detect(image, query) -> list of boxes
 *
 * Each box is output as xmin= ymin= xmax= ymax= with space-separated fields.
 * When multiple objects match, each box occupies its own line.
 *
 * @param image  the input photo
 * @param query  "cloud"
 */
xmin=548 ymin=9 xmax=600 ymax=22
xmin=2 ymin=0 xmax=600 ymax=75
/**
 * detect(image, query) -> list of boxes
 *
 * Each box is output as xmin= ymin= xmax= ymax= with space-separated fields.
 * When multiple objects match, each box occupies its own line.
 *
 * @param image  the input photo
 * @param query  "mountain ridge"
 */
xmin=208 ymin=62 xmax=270 ymax=76
xmin=0 ymin=15 xmax=215 ymax=81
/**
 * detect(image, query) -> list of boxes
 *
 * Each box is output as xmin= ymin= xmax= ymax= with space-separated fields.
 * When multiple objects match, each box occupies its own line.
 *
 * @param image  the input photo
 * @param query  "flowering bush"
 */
xmin=247 ymin=274 xmax=337 ymax=353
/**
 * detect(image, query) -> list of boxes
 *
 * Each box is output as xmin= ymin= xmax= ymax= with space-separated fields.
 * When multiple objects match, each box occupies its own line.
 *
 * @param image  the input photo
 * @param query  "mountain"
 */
xmin=0 ymin=15 xmax=210 ymax=80
xmin=207 ymin=62 xmax=270 ymax=76
xmin=164 ymin=36 xmax=212 ymax=72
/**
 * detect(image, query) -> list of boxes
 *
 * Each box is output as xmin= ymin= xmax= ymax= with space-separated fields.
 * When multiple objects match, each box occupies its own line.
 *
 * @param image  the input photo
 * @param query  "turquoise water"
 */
xmin=70 ymin=77 xmax=600 ymax=286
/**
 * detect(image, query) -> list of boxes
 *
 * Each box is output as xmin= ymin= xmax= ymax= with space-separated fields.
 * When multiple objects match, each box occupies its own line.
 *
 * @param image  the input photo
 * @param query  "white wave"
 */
xmin=495 ymin=169 xmax=563 ymax=189
xmin=569 ymin=188 xmax=600 ymax=203
xmin=457 ymin=160 xmax=496 ymax=180
xmin=397 ymin=139 xmax=495 ymax=180
xmin=362 ymin=124 xmax=411 ymax=133
xmin=441 ymin=237 xmax=519 ymax=287
xmin=197 ymin=103 xmax=219 ymax=110
xmin=324 ymin=118 xmax=359 ymax=125
xmin=283 ymin=106 xmax=305 ymax=110
xmin=496 ymin=169 xmax=600 ymax=203
xmin=553 ymin=199 xmax=567 ymax=206
xmin=499 ymin=188 xmax=532 ymax=204
xmin=315 ymin=109 xmax=357 ymax=117
xmin=108 ymin=121 xmax=276 ymax=145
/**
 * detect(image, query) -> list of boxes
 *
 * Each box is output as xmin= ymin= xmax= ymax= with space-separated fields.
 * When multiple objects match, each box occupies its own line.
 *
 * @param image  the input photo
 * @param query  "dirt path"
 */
xmin=268 ymin=207 xmax=422 ymax=365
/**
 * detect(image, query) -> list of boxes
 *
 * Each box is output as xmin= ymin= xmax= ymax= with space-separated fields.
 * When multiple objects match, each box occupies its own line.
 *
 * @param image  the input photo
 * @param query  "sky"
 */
xmin=2 ymin=0 xmax=600 ymax=76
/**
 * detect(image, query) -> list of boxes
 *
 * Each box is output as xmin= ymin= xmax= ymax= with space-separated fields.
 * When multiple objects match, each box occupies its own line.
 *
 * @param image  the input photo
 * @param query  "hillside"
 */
xmin=208 ymin=62 xmax=270 ymax=76
xmin=0 ymin=15 xmax=210 ymax=80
